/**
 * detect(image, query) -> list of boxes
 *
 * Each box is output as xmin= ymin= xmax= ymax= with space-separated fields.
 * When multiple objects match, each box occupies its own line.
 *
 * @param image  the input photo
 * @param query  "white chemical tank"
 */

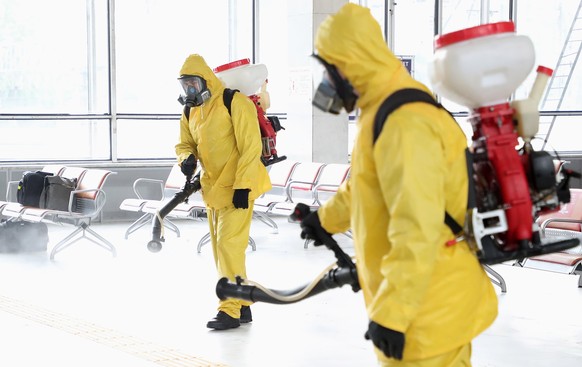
xmin=213 ymin=58 xmax=268 ymax=96
xmin=428 ymin=21 xmax=535 ymax=109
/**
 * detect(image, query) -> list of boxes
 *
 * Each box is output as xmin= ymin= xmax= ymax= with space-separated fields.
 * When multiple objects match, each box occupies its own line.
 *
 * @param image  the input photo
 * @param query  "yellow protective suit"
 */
xmin=176 ymin=54 xmax=272 ymax=318
xmin=314 ymin=4 xmax=498 ymax=364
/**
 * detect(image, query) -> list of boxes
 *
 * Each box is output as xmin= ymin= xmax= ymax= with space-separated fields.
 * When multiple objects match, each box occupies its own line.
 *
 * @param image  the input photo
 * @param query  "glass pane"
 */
xmin=117 ymin=119 xmax=180 ymax=159
xmin=0 ymin=0 xmax=109 ymax=114
xmin=257 ymin=1 xmax=289 ymax=114
xmin=0 ymin=119 xmax=110 ymax=161
xmin=392 ymin=1 xmax=434 ymax=88
xmin=534 ymin=115 xmax=582 ymax=153
xmin=442 ymin=0 xmax=509 ymax=34
xmin=515 ymin=0 xmax=582 ymax=111
xmin=115 ymin=0 xmax=253 ymax=114
xmin=352 ymin=1 xmax=385 ymax=35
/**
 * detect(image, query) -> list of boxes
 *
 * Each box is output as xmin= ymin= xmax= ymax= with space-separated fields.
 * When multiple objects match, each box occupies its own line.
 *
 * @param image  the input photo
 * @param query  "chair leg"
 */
xmin=125 ymin=213 xmax=180 ymax=239
xmin=50 ymin=224 xmax=117 ymax=260
xmin=512 ymin=258 xmax=527 ymax=267
xmin=50 ymin=227 xmax=84 ymax=260
xmin=249 ymin=236 xmax=256 ymax=251
xmin=85 ymin=226 xmax=117 ymax=257
xmin=50 ymin=224 xmax=116 ymax=260
xmin=197 ymin=233 xmax=256 ymax=253
xmin=124 ymin=213 xmax=152 ymax=239
xmin=483 ymin=264 xmax=507 ymax=293
xmin=253 ymin=211 xmax=278 ymax=233
xmin=197 ymin=232 xmax=211 ymax=253
xmin=162 ymin=217 xmax=181 ymax=237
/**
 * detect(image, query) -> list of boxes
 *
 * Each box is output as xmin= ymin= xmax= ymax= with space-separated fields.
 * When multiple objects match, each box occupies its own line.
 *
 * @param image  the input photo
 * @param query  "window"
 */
xmin=2 ymin=1 xmax=582 ymax=162
xmin=0 ymin=0 xmax=253 ymax=162
xmin=0 ymin=0 xmax=109 ymax=115
xmin=115 ymin=0 xmax=252 ymax=159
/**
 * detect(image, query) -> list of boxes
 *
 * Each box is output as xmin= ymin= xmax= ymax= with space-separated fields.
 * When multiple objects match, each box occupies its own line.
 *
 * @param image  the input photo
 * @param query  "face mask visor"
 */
xmin=178 ymin=75 xmax=211 ymax=106
xmin=312 ymin=75 xmax=344 ymax=114
xmin=311 ymin=54 xmax=358 ymax=114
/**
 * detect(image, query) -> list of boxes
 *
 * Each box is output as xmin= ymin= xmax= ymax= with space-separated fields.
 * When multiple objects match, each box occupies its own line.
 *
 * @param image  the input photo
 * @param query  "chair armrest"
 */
xmin=132 ymin=178 xmax=164 ymax=200
xmin=284 ymin=180 xmax=317 ymax=202
xmin=314 ymin=183 xmax=341 ymax=191
xmin=313 ymin=183 xmax=340 ymax=206
xmin=540 ymin=218 xmax=582 ymax=233
xmin=67 ymin=188 xmax=106 ymax=217
xmin=6 ymin=180 xmax=20 ymax=202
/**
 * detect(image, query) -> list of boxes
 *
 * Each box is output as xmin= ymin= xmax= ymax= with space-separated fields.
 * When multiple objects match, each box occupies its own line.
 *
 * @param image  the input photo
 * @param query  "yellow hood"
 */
xmin=176 ymin=54 xmax=272 ymax=209
xmin=315 ymin=3 xmax=498 ymax=362
xmin=179 ymin=54 xmax=224 ymax=98
xmin=315 ymin=4 xmax=422 ymax=109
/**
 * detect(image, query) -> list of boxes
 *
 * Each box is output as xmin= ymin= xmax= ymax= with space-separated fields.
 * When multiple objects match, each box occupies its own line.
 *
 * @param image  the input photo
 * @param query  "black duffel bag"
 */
xmin=0 ymin=221 xmax=49 ymax=253
xmin=16 ymin=171 xmax=54 ymax=207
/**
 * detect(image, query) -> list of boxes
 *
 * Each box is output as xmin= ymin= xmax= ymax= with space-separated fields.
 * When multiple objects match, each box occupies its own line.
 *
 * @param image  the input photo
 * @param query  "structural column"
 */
xmin=286 ymin=0 xmax=349 ymax=164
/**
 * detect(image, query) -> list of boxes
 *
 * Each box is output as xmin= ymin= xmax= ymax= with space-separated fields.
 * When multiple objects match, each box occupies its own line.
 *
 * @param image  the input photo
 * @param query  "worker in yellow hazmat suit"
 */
xmin=175 ymin=54 xmax=272 ymax=330
xmin=299 ymin=4 xmax=498 ymax=365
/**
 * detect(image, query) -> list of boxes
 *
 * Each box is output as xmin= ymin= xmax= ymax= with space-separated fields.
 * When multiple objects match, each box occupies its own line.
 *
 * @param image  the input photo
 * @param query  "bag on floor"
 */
xmin=0 ymin=221 xmax=49 ymax=253
xmin=16 ymin=171 xmax=54 ymax=207
xmin=39 ymin=176 xmax=78 ymax=211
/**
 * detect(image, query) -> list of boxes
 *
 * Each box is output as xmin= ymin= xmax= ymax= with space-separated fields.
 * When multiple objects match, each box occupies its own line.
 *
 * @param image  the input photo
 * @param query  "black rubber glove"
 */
xmin=299 ymin=210 xmax=334 ymax=247
xmin=232 ymin=189 xmax=250 ymax=209
xmin=364 ymin=321 xmax=405 ymax=360
xmin=181 ymin=154 xmax=197 ymax=177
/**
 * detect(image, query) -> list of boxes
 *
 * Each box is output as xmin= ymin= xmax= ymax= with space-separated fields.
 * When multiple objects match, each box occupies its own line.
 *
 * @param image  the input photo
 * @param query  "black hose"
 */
xmin=149 ymin=174 xmax=201 ymax=249
xmin=215 ymin=266 xmax=359 ymax=304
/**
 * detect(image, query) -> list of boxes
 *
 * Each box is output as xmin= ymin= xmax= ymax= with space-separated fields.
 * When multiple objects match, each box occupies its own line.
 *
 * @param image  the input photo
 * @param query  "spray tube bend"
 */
xmin=216 ymin=263 xmax=359 ymax=305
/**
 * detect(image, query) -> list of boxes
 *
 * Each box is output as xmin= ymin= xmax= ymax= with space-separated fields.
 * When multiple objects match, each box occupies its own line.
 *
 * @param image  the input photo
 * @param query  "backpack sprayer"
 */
xmin=429 ymin=21 xmax=580 ymax=263
xmin=213 ymin=59 xmax=287 ymax=166
xmin=147 ymin=59 xmax=289 ymax=252
xmin=216 ymin=21 xmax=581 ymax=305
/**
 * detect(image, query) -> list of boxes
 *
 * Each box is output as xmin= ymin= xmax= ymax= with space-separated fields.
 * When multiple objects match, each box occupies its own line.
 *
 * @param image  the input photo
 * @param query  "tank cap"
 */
xmin=213 ymin=58 xmax=251 ymax=73
xmin=536 ymin=65 xmax=553 ymax=76
xmin=434 ymin=21 xmax=515 ymax=49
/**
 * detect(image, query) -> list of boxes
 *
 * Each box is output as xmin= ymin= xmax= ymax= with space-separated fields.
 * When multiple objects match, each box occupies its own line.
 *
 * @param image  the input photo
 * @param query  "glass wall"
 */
xmin=0 ymin=0 xmax=110 ymax=161
xmin=1 ymin=0 xmax=581 ymax=162
xmin=113 ymin=0 xmax=253 ymax=160
xmin=256 ymin=0 xmax=288 ymax=115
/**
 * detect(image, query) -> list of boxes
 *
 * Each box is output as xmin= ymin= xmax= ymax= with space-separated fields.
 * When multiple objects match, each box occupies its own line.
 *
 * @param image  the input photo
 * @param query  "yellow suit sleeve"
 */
xmin=318 ymin=178 xmax=352 ymax=234
xmin=175 ymin=111 xmax=197 ymax=163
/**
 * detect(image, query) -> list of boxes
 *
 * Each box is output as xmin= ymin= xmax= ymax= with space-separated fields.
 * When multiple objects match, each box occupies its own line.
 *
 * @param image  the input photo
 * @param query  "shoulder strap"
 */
xmin=372 ymin=88 xmax=464 ymax=235
xmin=184 ymin=105 xmax=191 ymax=120
xmin=373 ymin=88 xmax=441 ymax=144
xmin=183 ymin=88 xmax=240 ymax=120
xmin=223 ymin=88 xmax=239 ymax=116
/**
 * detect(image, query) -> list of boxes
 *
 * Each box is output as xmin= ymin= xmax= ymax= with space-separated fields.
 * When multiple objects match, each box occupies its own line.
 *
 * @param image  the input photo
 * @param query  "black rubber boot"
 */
xmin=240 ymin=306 xmax=252 ymax=323
xmin=206 ymin=311 xmax=240 ymax=330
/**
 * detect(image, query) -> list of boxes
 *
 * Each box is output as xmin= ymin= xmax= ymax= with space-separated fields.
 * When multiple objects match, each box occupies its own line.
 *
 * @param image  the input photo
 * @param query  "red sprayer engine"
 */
xmin=213 ymin=59 xmax=286 ymax=166
xmin=430 ymin=21 xmax=579 ymax=264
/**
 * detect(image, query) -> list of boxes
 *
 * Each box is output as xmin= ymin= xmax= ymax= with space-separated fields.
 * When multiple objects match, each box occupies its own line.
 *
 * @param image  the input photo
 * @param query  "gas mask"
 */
xmin=312 ymin=54 xmax=358 ymax=114
xmin=178 ymin=75 xmax=211 ymax=107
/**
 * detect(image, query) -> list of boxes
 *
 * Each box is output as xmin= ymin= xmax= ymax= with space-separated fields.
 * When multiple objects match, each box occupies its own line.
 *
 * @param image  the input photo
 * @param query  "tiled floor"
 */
xmin=0 ymin=215 xmax=581 ymax=367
